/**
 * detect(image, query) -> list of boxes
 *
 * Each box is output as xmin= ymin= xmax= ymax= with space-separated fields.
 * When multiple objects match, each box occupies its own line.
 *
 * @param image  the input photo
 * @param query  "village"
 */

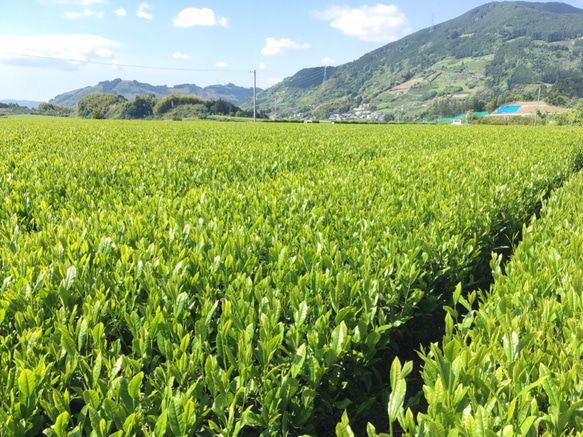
xmin=327 ymin=103 xmax=386 ymax=122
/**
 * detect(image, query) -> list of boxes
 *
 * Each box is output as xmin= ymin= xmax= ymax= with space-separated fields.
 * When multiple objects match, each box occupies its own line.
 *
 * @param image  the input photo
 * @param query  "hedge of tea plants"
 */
xmin=359 ymin=167 xmax=583 ymax=437
xmin=0 ymin=119 xmax=581 ymax=436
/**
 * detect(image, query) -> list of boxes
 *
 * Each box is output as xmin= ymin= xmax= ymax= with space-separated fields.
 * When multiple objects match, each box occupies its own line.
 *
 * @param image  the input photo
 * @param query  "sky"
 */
xmin=2 ymin=0 xmax=583 ymax=102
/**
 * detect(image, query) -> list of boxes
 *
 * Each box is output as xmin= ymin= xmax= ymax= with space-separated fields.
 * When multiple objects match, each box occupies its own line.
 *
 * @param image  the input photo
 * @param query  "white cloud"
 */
xmin=0 ymin=34 xmax=120 ymax=69
xmin=172 ymin=52 xmax=191 ymax=60
xmin=215 ymin=62 xmax=229 ymax=68
xmin=321 ymin=57 xmax=336 ymax=65
xmin=311 ymin=4 xmax=410 ymax=42
xmin=137 ymin=3 xmax=153 ymax=20
xmin=173 ymin=8 xmax=228 ymax=27
xmin=41 ymin=0 xmax=105 ymax=18
xmin=259 ymin=62 xmax=268 ymax=70
xmin=64 ymin=8 xmax=104 ymax=19
xmin=95 ymin=48 xmax=112 ymax=57
xmin=115 ymin=8 xmax=126 ymax=17
xmin=261 ymin=38 xmax=310 ymax=56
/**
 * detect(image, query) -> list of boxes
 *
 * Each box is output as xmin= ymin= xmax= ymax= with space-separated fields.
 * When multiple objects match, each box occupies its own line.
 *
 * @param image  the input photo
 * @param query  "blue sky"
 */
xmin=2 ymin=0 xmax=583 ymax=101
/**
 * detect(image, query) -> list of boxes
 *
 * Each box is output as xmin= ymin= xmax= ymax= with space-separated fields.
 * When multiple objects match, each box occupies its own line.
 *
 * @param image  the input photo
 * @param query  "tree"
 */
xmin=468 ymin=96 xmax=486 ymax=112
xmin=207 ymin=99 xmax=238 ymax=116
xmin=91 ymin=109 xmax=104 ymax=119
xmin=37 ymin=102 xmax=73 ymax=117
xmin=77 ymin=93 xmax=127 ymax=118
xmin=485 ymin=97 xmax=498 ymax=114
xmin=312 ymin=96 xmax=354 ymax=119
xmin=115 ymin=95 xmax=157 ymax=119
xmin=153 ymin=94 xmax=207 ymax=116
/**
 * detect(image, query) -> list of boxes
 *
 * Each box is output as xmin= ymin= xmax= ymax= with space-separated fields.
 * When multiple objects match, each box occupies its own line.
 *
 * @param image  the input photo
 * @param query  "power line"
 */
xmin=0 ymin=51 xmax=249 ymax=73
xmin=2 ymin=50 xmax=260 ymax=122
xmin=285 ymin=68 xmax=328 ymax=88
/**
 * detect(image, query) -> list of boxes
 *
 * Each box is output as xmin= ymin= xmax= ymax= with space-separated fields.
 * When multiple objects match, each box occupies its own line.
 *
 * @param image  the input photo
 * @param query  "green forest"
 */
xmin=75 ymin=93 xmax=261 ymax=120
xmin=256 ymin=1 xmax=583 ymax=120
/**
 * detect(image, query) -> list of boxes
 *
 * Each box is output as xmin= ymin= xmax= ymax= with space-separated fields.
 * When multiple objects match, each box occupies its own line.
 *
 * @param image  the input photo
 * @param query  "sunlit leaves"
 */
xmin=398 ymin=172 xmax=583 ymax=435
xmin=0 ymin=119 xmax=582 ymax=436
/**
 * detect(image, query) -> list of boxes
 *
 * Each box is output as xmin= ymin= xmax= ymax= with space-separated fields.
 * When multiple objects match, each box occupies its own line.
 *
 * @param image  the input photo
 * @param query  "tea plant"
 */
xmin=362 ymin=169 xmax=583 ymax=436
xmin=0 ymin=119 xmax=581 ymax=435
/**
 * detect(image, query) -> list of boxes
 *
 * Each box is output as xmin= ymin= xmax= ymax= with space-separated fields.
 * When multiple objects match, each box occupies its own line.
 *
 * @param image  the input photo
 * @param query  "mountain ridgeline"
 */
xmin=51 ymin=78 xmax=259 ymax=108
xmin=256 ymin=1 xmax=583 ymax=120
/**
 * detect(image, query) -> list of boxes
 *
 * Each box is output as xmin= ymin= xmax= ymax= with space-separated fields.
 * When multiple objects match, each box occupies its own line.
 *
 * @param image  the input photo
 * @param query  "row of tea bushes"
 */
xmin=362 ymin=172 xmax=583 ymax=436
xmin=1 ymin=119 xmax=583 ymax=435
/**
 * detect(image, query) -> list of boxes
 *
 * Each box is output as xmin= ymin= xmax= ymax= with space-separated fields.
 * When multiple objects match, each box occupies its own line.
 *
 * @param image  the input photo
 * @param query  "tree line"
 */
xmin=76 ymin=93 xmax=262 ymax=120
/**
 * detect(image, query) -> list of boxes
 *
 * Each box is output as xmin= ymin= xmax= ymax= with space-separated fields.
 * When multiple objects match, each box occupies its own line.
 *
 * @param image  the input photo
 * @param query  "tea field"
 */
xmin=359 ymin=170 xmax=583 ymax=437
xmin=0 ymin=119 xmax=582 ymax=436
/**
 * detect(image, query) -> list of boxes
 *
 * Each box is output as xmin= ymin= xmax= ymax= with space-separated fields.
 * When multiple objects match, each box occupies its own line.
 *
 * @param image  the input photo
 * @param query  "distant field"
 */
xmin=0 ymin=119 xmax=582 ymax=435
xmin=0 ymin=112 xmax=62 ymax=119
xmin=489 ymin=100 xmax=569 ymax=117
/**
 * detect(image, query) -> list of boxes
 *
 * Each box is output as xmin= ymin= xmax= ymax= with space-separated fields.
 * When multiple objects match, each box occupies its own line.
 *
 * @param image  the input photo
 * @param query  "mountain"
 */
xmin=0 ymin=99 xmax=41 ymax=109
xmin=50 ymin=79 xmax=259 ymax=108
xmin=255 ymin=1 xmax=583 ymax=120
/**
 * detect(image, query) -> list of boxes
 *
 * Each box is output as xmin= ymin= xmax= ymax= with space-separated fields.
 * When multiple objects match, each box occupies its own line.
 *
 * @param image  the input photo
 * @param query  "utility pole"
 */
xmin=253 ymin=70 xmax=257 ymax=122
xmin=249 ymin=69 xmax=257 ymax=122
xmin=534 ymin=85 xmax=541 ymax=126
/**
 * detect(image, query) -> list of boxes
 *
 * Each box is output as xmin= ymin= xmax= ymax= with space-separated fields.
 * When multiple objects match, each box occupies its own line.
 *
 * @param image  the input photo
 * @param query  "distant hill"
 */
xmin=50 ymin=79 xmax=260 ymax=108
xmin=254 ymin=1 xmax=583 ymax=120
xmin=0 ymin=99 xmax=40 ymax=109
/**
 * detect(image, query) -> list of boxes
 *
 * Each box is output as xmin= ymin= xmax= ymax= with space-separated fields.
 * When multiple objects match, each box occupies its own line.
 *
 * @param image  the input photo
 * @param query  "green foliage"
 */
xmin=153 ymin=95 xmax=240 ymax=118
xmin=164 ymin=104 xmax=207 ymax=119
xmin=472 ymin=115 xmax=536 ymax=126
xmin=51 ymin=78 xmax=257 ymax=108
xmin=312 ymin=96 xmax=354 ymax=119
xmin=551 ymin=77 xmax=583 ymax=99
xmin=77 ymin=93 xmax=127 ymax=118
xmin=91 ymin=109 xmax=104 ymax=119
xmin=284 ymin=66 xmax=338 ymax=89
xmin=363 ymin=157 xmax=583 ymax=436
xmin=70 ymin=93 xmax=250 ymax=120
xmin=153 ymin=94 xmax=208 ymax=115
xmin=387 ymin=358 xmax=412 ymax=435
xmin=510 ymin=64 xmax=537 ymax=86
xmin=258 ymin=2 xmax=583 ymax=119
xmin=0 ymin=120 xmax=582 ymax=436
xmin=36 ymin=102 xmax=73 ymax=117
xmin=418 ymin=169 xmax=583 ymax=434
xmin=207 ymin=98 xmax=239 ymax=117
xmin=106 ymin=95 xmax=157 ymax=119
